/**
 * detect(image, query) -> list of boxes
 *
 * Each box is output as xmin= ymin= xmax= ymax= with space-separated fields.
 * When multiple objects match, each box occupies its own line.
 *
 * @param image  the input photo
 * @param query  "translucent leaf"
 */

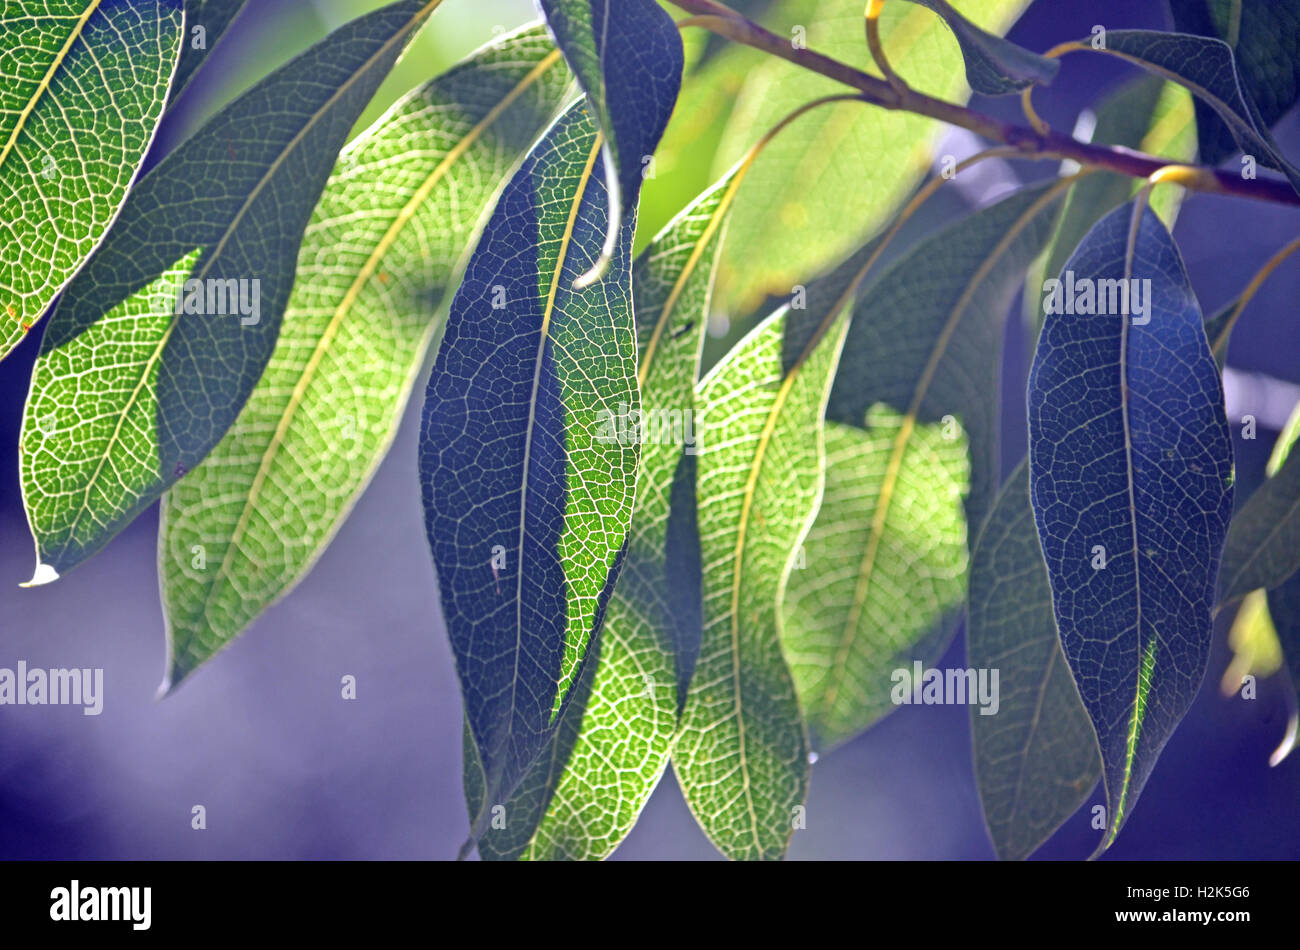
xmin=0 ymin=0 xmax=184 ymax=361
xmin=419 ymin=100 xmax=639 ymax=846
xmin=20 ymin=0 xmax=440 ymax=584
xmin=158 ymin=23 xmax=572 ymax=687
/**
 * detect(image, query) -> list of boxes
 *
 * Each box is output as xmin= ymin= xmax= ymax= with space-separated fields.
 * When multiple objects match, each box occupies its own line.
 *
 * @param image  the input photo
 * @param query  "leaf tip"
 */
xmin=20 ymin=563 xmax=60 ymax=588
xmin=1269 ymin=711 xmax=1297 ymax=767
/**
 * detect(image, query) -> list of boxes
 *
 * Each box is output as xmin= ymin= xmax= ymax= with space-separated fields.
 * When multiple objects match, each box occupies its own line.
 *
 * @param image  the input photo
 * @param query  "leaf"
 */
xmin=536 ymin=0 xmax=683 ymax=283
xmin=1219 ymin=399 xmax=1300 ymax=605
xmin=156 ymin=24 xmax=572 ymax=688
xmin=19 ymin=0 xmax=439 ymax=585
xmin=171 ymin=0 xmax=249 ymax=100
xmin=420 ymin=100 xmax=640 ymax=843
xmin=1170 ymin=0 xmax=1300 ymax=165
xmin=968 ymin=462 xmax=1101 ymax=861
xmin=1093 ymin=29 xmax=1300 ymax=192
xmin=470 ymin=166 xmax=737 ymax=861
xmin=783 ymin=180 xmax=1067 ymax=749
xmin=898 ymin=0 xmax=1058 ymax=94
xmin=1027 ymin=200 xmax=1234 ymax=855
xmin=672 ymin=266 xmax=863 ymax=861
xmin=1024 ymin=75 xmax=1196 ymax=333
xmin=710 ymin=0 xmax=1032 ymax=315
xmin=1221 ymin=589 xmax=1285 ymax=692
xmin=0 ymin=0 xmax=184 ymax=362
xmin=1221 ymin=399 xmax=1300 ymax=764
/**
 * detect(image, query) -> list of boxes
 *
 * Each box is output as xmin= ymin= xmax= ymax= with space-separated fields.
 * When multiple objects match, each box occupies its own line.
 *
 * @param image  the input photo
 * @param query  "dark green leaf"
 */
xmin=1094 ymin=29 xmax=1300 ymax=192
xmin=899 ymin=0 xmax=1058 ymax=94
xmin=1027 ymin=201 xmax=1234 ymax=854
xmin=1170 ymin=0 xmax=1300 ymax=165
xmin=172 ymin=0 xmax=249 ymax=101
xmin=537 ymin=0 xmax=682 ymax=282
xmin=0 ymin=0 xmax=184 ymax=361
xmin=19 ymin=0 xmax=438 ymax=586
xmin=968 ymin=462 xmax=1101 ymax=861
xmin=471 ymin=167 xmax=737 ymax=861
xmin=157 ymin=23 xmax=571 ymax=688
xmin=420 ymin=100 xmax=640 ymax=847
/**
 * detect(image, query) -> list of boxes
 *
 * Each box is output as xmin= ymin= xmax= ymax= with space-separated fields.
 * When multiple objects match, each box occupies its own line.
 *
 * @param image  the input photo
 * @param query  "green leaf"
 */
xmin=898 ymin=0 xmax=1058 ymax=94
xmin=710 ymin=0 xmax=1032 ymax=315
xmin=672 ymin=274 xmax=861 ymax=861
xmin=1218 ymin=400 xmax=1300 ymax=605
xmin=1024 ymin=75 xmax=1196 ymax=334
xmin=171 ymin=0 xmax=249 ymax=101
xmin=536 ymin=0 xmax=682 ymax=283
xmin=1027 ymin=201 xmax=1234 ymax=855
xmin=0 ymin=0 xmax=184 ymax=362
xmin=1170 ymin=0 xmax=1300 ymax=165
xmin=783 ymin=180 xmax=1066 ymax=750
xmin=19 ymin=0 xmax=439 ymax=586
xmin=470 ymin=166 xmax=738 ymax=861
xmin=420 ymin=100 xmax=640 ymax=847
xmin=156 ymin=24 xmax=572 ymax=688
xmin=1093 ymin=29 xmax=1300 ymax=192
xmin=1222 ymin=399 xmax=1300 ymax=765
xmin=968 ymin=462 xmax=1101 ymax=861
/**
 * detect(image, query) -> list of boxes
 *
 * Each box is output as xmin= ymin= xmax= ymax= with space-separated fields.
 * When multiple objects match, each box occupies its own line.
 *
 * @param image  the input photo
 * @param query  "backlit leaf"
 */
xmin=1027 ymin=200 xmax=1234 ymax=855
xmin=0 ymin=0 xmax=184 ymax=361
xmin=672 ymin=263 xmax=859 ymax=860
xmin=157 ymin=23 xmax=572 ymax=687
xmin=968 ymin=462 xmax=1100 ymax=861
xmin=536 ymin=0 xmax=682 ymax=282
xmin=470 ymin=167 xmax=737 ymax=861
xmin=899 ymin=0 xmax=1058 ymax=95
xmin=19 ymin=0 xmax=440 ymax=586
xmin=784 ymin=180 xmax=1066 ymax=749
xmin=710 ymin=0 xmax=1031 ymax=315
xmin=420 ymin=100 xmax=639 ymax=846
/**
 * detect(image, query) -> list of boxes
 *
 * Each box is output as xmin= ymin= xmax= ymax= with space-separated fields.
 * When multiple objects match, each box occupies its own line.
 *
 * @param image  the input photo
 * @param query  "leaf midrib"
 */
xmin=49 ymin=0 xmax=442 ymax=561
xmin=1104 ymin=198 xmax=1150 ymax=852
xmin=187 ymin=47 xmax=565 ymax=630
xmin=0 ymin=0 xmax=102 ymax=171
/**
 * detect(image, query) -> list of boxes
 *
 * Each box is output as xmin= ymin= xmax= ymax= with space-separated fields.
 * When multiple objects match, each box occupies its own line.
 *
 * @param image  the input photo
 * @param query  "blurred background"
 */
xmin=0 ymin=0 xmax=1297 ymax=860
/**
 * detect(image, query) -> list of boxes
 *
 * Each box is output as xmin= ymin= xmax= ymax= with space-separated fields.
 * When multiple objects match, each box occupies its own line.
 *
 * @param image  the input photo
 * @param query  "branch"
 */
xmin=671 ymin=0 xmax=1300 ymax=207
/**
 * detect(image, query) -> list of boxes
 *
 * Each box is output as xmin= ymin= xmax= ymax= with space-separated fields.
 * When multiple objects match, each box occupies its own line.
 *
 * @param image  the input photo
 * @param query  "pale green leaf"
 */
xmin=19 ymin=0 xmax=439 ymax=584
xmin=672 ymin=286 xmax=854 ymax=860
xmin=157 ymin=24 xmax=572 ymax=687
xmin=0 ymin=0 xmax=184 ymax=361
xmin=783 ymin=180 xmax=1067 ymax=749
xmin=710 ymin=0 xmax=1031 ymax=315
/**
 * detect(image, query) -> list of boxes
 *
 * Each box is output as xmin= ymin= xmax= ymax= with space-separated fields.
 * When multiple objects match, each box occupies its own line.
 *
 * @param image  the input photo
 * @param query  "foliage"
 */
xmin=6 ymin=0 xmax=1300 ymax=860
